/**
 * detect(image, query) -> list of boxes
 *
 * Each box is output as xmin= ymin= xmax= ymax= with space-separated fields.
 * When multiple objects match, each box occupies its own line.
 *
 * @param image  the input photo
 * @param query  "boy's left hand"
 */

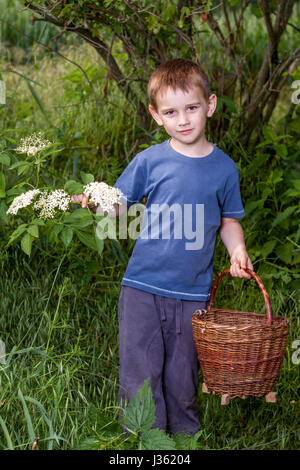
xmin=230 ymin=245 xmax=254 ymax=279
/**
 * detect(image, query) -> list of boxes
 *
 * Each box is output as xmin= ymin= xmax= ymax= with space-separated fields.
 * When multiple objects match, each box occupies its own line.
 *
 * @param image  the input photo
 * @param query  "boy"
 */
xmin=73 ymin=59 xmax=253 ymax=435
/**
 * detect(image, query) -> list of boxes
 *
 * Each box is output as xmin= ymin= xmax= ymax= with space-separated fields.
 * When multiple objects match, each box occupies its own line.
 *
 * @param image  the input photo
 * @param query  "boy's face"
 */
xmin=148 ymin=85 xmax=216 ymax=152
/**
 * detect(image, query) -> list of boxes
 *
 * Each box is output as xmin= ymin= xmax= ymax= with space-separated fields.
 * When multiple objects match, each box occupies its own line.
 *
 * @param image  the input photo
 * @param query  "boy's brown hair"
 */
xmin=148 ymin=58 xmax=211 ymax=110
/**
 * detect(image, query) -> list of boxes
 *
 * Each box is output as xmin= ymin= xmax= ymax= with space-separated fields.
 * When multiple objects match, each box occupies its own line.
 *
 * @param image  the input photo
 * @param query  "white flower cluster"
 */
xmin=33 ymin=189 xmax=70 ymax=219
xmin=6 ymin=189 xmax=41 ymax=215
xmin=7 ymin=189 xmax=71 ymax=219
xmin=6 ymin=182 xmax=123 ymax=220
xmin=83 ymin=181 xmax=123 ymax=212
xmin=15 ymin=132 xmax=52 ymax=156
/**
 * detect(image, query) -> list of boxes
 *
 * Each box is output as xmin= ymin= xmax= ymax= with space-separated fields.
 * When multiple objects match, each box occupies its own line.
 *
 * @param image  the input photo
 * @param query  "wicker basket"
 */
xmin=192 ymin=268 xmax=290 ymax=405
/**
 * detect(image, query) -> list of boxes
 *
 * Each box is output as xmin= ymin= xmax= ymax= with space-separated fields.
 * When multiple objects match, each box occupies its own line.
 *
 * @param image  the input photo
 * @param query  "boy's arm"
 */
xmin=71 ymin=194 xmax=127 ymax=217
xmin=219 ymin=217 xmax=253 ymax=279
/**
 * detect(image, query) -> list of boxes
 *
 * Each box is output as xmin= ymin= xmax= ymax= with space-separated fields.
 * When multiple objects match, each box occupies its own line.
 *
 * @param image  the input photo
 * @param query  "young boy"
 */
xmin=73 ymin=58 xmax=253 ymax=435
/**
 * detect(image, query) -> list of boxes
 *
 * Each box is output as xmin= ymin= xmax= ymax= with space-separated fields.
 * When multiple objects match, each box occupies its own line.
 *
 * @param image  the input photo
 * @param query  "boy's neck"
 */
xmin=169 ymin=136 xmax=213 ymax=158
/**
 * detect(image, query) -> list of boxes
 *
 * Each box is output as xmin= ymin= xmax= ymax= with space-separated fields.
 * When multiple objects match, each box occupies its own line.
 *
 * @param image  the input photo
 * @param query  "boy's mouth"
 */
xmin=178 ymin=129 xmax=193 ymax=135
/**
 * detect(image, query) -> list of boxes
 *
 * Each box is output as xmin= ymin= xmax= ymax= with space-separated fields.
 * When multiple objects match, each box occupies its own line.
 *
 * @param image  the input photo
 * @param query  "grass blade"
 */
xmin=24 ymin=396 xmax=56 ymax=450
xmin=18 ymin=388 xmax=35 ymax=444
xmin=0 ymin=416 xmax=14 ymax=450
xmin=8 ymin=69 xmax=50 ymax=122
xmin=26 ymin=80 xmax=50 ymax=123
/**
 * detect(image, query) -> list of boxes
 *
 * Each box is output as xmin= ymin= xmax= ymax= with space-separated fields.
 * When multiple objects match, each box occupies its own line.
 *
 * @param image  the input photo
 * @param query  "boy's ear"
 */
xmin=206 ymin=94 xmax=217 ymax=118
xmin=148 ymin=104 xmax=164 ymax=126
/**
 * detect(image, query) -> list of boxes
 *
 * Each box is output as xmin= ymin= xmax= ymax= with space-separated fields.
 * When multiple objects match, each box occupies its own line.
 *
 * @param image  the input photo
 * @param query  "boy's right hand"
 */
xmin=71 ymin=193 xmax=90 ymax=209
xmin=71 ymin=194 xmax=125 ymax=217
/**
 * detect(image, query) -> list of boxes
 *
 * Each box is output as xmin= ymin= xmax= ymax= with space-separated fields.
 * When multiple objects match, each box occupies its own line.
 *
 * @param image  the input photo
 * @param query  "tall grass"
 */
xmin=0 ymin=247 xmax=122 ymax=450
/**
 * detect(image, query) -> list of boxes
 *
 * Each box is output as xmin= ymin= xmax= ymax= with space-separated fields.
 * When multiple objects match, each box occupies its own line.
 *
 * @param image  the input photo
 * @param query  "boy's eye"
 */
xmin=163 ymin=106 xmax=199 ymax=115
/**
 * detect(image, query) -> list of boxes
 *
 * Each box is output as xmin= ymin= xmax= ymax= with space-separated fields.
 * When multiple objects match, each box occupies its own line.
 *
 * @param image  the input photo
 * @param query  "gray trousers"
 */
xmin=118 ymin=285 xmax=208 ymax=435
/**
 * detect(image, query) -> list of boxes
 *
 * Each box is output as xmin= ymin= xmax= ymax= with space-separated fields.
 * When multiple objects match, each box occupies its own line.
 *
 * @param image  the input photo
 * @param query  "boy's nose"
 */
xmin=177 ymin=112 xmax=189 ymax=126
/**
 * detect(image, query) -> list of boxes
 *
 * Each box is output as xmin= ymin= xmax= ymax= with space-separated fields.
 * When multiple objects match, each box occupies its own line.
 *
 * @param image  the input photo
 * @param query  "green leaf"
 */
xmin=0 ymin=201 xmax=8 ymax=224
xmin=60 ymin=226 xmax=73 ymax=247
xmin=272 ymin=206 xmax=297 ymax=228
xmin=274 ymin=143 xmax=288 ymax=159
xmin=17 ymin=163 xmax=31 ymax=176
xmin=9 ymin=160 xmax=29 ymax=170
xmin=246 ymin=153 xmax=269 ymax=176
xmin=0 ymin=171 xmax=5 ymax=192
xmin=94 ymin=226 xmax=104 ymax=255
xmin=64 ymin=208 xmax=93 ymax=228
xmin=27 ymin=225 xmax=39 ymax=238
xmin=261 ymin=187 xmax=272 ymax=201
xmin=49 ymin=223 xmax=63 ymax=242
xmin=0 ymin=153 xmax=11 ymax=166
xmin=281 ymin=188 xmax=300 ymax=200
xmin=80 ymin=171 xmax=94 ymax=185
xmin=87 ymin=404 xmax=122 ymax=435
xmin=31 ymin=218 xmax=46 ymax=226
xmin=262 ymin=126 xmax=276 ymax=142
xmin=292 ymin=251 xmax=300 ymax=265
xmin=261 ymin=240 xmax=277 ymax=258
xmin=6 ymin=224 xmax=28 ymax=246
xmin=268 ymin=168 xmax=283 ymax=185
xmin=122 ymin=379 xmax=156 ymax=433
xmin=244 ymin=200 xmax=261 ymax=215
xmin=75 ymin=438 xmax=100 ymax=451
xmin=64 ymin=180 xmax=84 ymax=195
xmin=75 ymin=229 xmax=98 ymax=251
xmin=6 ymin=182 xmax=27 ymax=197
xmin=281 ymin=272 xmax=292 ymax=284
xmin=291 ymin=179 xmax=300 ymax=191
xmin=40 ymin=146 xmax=64 ymax=159
xmin=21 ymin=232 xmax=33 ymax=256
xmin=276 ymin=243 xmax=293 ymax=264
xmin=140 ymin=428 xmax=177 ymax=450
xmin=221 ymin=95 xmax=237 ymax=113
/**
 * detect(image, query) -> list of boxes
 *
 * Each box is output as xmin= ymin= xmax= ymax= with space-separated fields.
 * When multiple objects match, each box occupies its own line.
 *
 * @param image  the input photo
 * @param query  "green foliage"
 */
xmin=229 ymin=125 xmax=300 ymax=298
xmin=76 ymin=380 xmax=192 ymax=450
xmin=0 ymin=0 xmax=75 ymax=61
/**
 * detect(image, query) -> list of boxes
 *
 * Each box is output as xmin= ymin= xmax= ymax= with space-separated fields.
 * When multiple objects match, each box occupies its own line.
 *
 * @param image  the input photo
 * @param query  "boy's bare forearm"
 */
xmin=219 ymin=218 xmax=246 ymax=256
xmin=219 ymin=217 xmax=253 ymax=278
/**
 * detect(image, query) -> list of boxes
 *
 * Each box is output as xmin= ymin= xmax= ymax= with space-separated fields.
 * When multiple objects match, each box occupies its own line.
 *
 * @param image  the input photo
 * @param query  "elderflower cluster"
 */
xmin=83 ymin=182 xmax=123 ymax=212
xmin=33 ymin=190 xmax=71 ymax=219
xmin=6 ymin=188 xmax=71 ymax=219
xmin=15 ymin=132 xmax=52 ymax=156
xmin=6 ymin=189 xmax=41 ymax=215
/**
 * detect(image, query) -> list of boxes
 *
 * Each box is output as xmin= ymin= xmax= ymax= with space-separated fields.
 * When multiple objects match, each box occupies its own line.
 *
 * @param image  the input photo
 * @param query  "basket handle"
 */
xmin=207 ymin=268 xmax=273 ymax=326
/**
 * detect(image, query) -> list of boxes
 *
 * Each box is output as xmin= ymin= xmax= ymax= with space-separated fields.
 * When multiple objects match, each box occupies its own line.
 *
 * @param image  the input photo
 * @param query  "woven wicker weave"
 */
xmin=192 ymin=268 xmax=290 ymax=403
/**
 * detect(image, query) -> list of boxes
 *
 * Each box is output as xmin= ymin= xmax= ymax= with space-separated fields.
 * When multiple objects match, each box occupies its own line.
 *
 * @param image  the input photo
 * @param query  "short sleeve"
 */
xmin=221 ymin=168 xmax=245 ymax=218
xmin=113 ymin=153 xmax=147 ymax=206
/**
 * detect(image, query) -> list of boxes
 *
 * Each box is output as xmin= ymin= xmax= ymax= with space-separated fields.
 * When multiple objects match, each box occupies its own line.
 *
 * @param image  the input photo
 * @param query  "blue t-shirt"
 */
xmin=113 ymin=140 xmax=245 ymax=300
